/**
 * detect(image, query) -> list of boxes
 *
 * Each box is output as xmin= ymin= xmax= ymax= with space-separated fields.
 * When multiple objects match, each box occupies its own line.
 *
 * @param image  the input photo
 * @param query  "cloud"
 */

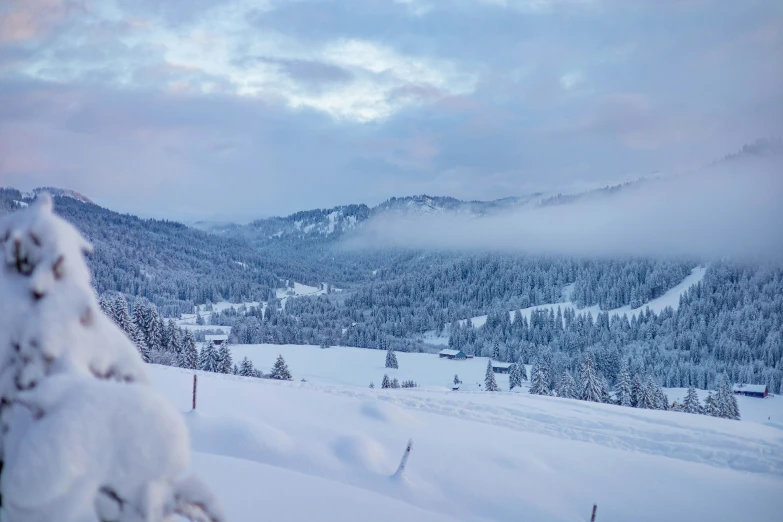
xmin=0 ymin=0 xmax=781 ymax=221
xmin=347 ymin=157 xmax=783 ymax=260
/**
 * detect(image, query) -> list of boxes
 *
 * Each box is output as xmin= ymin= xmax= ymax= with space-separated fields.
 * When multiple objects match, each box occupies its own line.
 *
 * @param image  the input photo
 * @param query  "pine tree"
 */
xmin=270 ymin=354 xmax=292 ymax=380
xmin=683 ymin=386 xmax=701 ymax=414
xmin=179 ymin=330 xmax=199 ymax=369
xmin=239 ymin=356 xmax=255 ymax=377
xmin=381 ymin=374 xmax=391 ymax=389
xmin=112 ymin=294 xmax=134 ymax=337
xmin=167 ymin=320 xmax=182 ymax=356
xmin=616 ymin=363 xmax=633 ymax=407
xmin=385 ymin=346 xmax=398 ymax=369
xmin=580 ymin=353 xmax=602 ymax=403
xmin=391 ymin=377 xmax=400 ymax=389
xmin=518 ymin=357 xmax=528 ymax=381
xmin=529 ymin=363 xmax=549 ymax=395
xmin=132 ymin=325 xmax=151 ymax=363
xmin=631 ymin=375 xmax=643 ymax=408
xmin=485 ymin=359 xmax=499 ymax=391
xmin=705 ymin=391 xmax=719 ymax=416
xmin=491 ymin=339 xmax=500 ymax=360
xmin=509 ymin=363 xmax=524 ymax=390
xmin=369 ymin=382 xmax=375 ymax=389
xmin=454 ymin=374 xmax=462 ymax=385
xmin=715 ymin=374 xmax=740 ymax=420
xmin=556 ymin=370 xmax=577 ymax=399
xmin=218 ymin=344 xmax=233 ymax=374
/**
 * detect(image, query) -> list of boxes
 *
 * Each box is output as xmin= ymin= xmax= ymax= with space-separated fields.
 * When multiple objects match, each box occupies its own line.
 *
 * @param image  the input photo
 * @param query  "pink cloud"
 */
xmin=0 ymin=0 xmax=68 ymax=43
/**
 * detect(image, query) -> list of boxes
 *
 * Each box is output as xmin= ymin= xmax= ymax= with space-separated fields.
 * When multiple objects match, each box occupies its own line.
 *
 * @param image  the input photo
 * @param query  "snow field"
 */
xmin=149 ymin=345 xmax=783 ymax=522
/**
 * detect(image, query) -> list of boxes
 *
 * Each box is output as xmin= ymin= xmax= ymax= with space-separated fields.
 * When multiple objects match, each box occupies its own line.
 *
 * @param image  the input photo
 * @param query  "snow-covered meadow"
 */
xmin=148 ymin=343 xmax=783 ymax=522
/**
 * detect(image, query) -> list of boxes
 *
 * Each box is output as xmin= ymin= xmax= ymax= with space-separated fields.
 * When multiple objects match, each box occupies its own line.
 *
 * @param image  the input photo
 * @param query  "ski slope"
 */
xmin=149 ymin=344 xmax=783 ymax=522
xmin=415 ymin=265 xmax=707 ymax=341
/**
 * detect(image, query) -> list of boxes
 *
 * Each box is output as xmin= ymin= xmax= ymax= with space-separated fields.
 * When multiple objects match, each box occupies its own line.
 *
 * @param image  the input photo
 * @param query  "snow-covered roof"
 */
xmin=439 ymin=349 xmax=462 ymax=356
xmin=205 ymin=334 xmax=228 ymax=342
xmin=732 ymin=384 xmax=767 ymax=393
xmin=491 ymin=362 xmax=514 ymax=368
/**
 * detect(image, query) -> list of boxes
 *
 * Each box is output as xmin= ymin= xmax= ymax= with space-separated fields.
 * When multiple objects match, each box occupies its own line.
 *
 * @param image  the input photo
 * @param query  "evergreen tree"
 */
xmin=391 ymin=377 xmax=400 ymax=389
xmin=600 ymin=377 xmax=612 ymax=404
xmin=491 ymin=339 xmax=500 ymax=360
xmin=381 ymin=374 xmax=391 ymax=389
xmin=270 ymin=354 xmax=293 ymax=380
xmin=631 ymin=375 xmax=643 ymax=408
xmin=705 ymin=391 xmax=719 ymax=417
xmin=682 ymin=386 xmax=701 ymax=414
xmin=580 ymin=353 xmax=603 ymax=403
xmin=385 ymin=346 xmax=398 ymax=369
xmin=132 ymin=325 xmax=151 ymax=363
xmin=529 ymin=363 xmax=549 ymax=395
xmin=715 ymin=374 xmax=740 ymax=420
xmin=111 ymin=294 xmax=134 ymax=336
xmin=199 ymin=342 xmax=221 ymax=373
xmin=485 ymin=359 xmax=499 ymax=391
xmin=369 ymin=382 xmax=375 ymax=389
xmin=518 ymin=357 xmax=528 ymax=381
xmin=509 ymin=363 xmax=524 ymax=390
xmin=239 ymin=356 xmax=255 ymax=377
xmin=167 ymin=320 xmax=182 ymax=356
xmin=179 ymin=330 xmax=199 ymax=369
xmin=616 ymin=363 xmax=633 ymax=407
xmin=454 ymin=374 xmax=462 ymax=385
xmin=556 ymin=370 xmax=577 ymax=399
xmin=218 ymin=344 xmax=233 ymax=374
xmin=232 ymin=364 xmax=239 ymax=375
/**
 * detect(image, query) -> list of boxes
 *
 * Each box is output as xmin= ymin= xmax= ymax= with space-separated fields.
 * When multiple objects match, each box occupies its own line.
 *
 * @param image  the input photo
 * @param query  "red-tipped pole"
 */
xmin=591 ymin=504 xmax=597 ymax=521
xmin=192 ymin=374 xmax=198 ymax=410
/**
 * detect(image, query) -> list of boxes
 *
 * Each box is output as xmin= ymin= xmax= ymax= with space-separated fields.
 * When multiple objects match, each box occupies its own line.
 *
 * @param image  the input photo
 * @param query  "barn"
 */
xmin=491 ymin=362 xmax=513 ymax=374
xmin=439 ymin=349 xmax=467 ymax=360
xmin=205 ymin=334 xmax=228 ymax=346
xmin=732 ymin=383 xmax=769 ymax=398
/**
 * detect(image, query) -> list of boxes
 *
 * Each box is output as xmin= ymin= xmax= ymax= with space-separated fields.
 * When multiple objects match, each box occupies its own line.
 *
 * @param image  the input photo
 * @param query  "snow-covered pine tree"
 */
xmin=654 ymin=381 xmax=669 ymax=410
xmin=529 ymin=363 xmax=549 ymax=395
xmin=146 ymin=306 xmax=163 ymax=352
xmin=600 ymin=377 xmax=612 ymax=404
xmin=0 ymin=196 xmax=223 ymax=522
xmin=239 ymin=356 xmax=255 ymax=377
xmin=111 ymin=293 xmax=134 ymax=337
xmin=715 ymin=374 xmax=740 ymax=420
xmin=491 ymin=339 xmax=500 ymax=360
xmin=381 ymin=374 xmax=391 ymax=389
xmin=369 ymin=382 xmax=375 ymax=389
xmin=454 ymin=374 xmax=462 ymax=385
xmin=705 ymin=391 xmax=719 ymax=416
xmin=179 ymin=330 xmax=199 ymax=369
xmin=218 ymin=343 xmax=233 ymax=374
xmin=391 ymin=377 xmax=400 ymax=389
xmin=132 ymin=324 xmax=151 ymax=363
xmin=485 ymin=359 xmax=499 ymax=391
xmin=199 ymin=342 xmax=218 ymax=372
xmin=385 ymin=346 xmax=398 ymax=369
xmin=615 ymin=363 xmax=633 ymax=407
xmin=580 ymin=353 xmax=603 ymax=403
xmin=518 ymin=357 xmax=528 ymax=381
xmin=270 ymin=354 xmax=293 ymax=380
xmin=682 ymin=386 xmax=701 ymax=414
xmin=631 ymin=375 xmax=643 ymax=408
xmin=509 ymin=363 xmax=524 ymax=390
xmin=555 ymin=370 xmax=577 ymax=399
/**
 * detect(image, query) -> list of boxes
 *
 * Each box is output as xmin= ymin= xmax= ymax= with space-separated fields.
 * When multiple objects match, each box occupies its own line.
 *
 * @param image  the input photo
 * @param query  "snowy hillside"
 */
xmin=149 ymin=362 xmax=783 ymax=522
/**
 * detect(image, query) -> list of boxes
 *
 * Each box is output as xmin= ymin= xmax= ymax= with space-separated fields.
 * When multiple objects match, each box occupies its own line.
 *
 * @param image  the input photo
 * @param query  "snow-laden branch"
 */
xmin=0 ymin=195 xmax=224 ymax=522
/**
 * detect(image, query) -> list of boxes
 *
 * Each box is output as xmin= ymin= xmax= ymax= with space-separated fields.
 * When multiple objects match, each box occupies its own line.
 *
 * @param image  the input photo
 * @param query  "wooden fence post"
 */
xmin=192 ymin=374 xmax=197 ymax=410
xmin=590 ymin=504 xmax=597 ymax=521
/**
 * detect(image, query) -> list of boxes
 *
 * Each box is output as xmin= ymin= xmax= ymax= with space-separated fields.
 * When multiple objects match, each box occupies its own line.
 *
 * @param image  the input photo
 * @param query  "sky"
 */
xmin=0 ymin=0 xmax=781 ymax=222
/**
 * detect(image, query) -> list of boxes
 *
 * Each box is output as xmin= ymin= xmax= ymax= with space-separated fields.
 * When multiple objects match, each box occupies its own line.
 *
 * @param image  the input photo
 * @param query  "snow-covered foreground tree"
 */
xmin=0 ymin=197 xmax=224 ymax=522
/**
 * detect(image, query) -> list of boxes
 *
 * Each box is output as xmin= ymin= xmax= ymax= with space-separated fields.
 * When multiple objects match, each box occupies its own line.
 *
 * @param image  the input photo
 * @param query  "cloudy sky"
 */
xmin=0 ymin=0 xmax=780 ymax=222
